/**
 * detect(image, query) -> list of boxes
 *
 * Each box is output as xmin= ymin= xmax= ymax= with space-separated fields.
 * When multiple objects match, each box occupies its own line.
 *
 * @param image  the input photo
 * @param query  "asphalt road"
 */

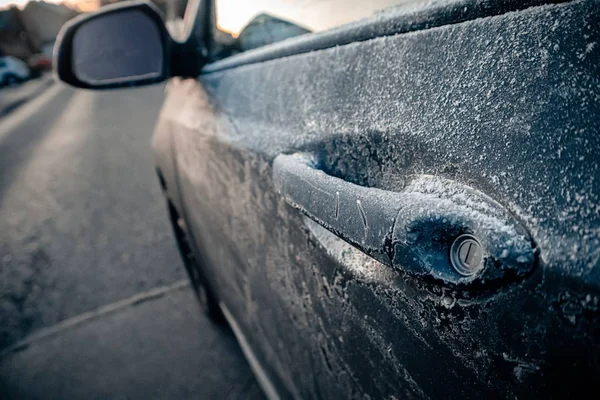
xmin=0 ymin=82 xmax=264 ymax=399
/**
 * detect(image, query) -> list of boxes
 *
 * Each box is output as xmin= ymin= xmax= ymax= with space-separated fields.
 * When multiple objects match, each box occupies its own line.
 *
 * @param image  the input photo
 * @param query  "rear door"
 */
xmin=172 ymin=0 xmax=600 ymax=398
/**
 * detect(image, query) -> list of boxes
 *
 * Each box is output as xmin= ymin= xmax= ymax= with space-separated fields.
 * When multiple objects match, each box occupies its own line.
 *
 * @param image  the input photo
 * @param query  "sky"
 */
xmin=216 ymin=0 xmax=419 ymax=34
xmin=0 ymin=0 xmax=421 ymax=34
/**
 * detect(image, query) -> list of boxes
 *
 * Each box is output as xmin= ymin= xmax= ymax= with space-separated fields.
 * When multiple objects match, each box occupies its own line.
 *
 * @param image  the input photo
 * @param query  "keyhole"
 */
xmin=450 ymin=235 xmax=484 ymax=276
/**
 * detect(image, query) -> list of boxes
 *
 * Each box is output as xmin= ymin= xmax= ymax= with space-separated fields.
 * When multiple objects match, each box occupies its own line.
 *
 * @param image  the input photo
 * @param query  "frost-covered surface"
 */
xmin=274 ymin=153 xmax=534 ymax=285
xmin=204 ymin=0 xmax=560 ymax=73
xmin=393 ymin=175 xmax=534 ymax=283
xmin=162 ymin=0 xmax=600 ymax=398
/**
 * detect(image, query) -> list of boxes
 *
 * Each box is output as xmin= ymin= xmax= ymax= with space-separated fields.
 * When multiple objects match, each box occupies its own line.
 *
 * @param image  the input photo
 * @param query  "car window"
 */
xmin=0 ymin=60 xmax=6 ymax=68
xmin=213 ymin=0 xmax=428 ymax=57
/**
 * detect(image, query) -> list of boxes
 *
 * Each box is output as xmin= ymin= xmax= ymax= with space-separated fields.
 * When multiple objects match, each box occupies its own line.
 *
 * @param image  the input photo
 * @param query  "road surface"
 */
xmin=0 ymin=82 xmax=264 ymax=399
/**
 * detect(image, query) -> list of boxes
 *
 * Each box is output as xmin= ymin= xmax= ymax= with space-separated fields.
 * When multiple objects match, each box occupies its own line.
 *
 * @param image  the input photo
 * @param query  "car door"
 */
xmin=170 ymin=0 xmax=599 ymax=398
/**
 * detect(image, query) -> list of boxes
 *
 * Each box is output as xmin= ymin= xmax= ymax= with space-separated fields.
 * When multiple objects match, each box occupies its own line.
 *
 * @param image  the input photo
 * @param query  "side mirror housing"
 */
xmin=55 ymin=1 xmax=184 ymax=89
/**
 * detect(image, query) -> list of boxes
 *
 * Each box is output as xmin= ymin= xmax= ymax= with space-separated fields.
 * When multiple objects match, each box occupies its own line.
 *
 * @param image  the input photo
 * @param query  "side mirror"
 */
xmin=55 ymin=1 xmax=173 ymax=89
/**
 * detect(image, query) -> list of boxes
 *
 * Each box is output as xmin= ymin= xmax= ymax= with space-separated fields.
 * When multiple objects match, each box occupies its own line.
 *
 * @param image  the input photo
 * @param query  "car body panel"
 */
xmin=0 ymin=56 xmax=30 ymax=83
xmin=154 ymin=0 xmax=599 ymax=398
xmin=152 ymin=79 xmax=188 ymax=211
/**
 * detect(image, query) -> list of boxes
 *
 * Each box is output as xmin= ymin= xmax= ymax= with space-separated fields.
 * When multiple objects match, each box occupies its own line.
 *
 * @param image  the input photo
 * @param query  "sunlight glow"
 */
xmin=216 ymin=0 xmax=421 ymax=35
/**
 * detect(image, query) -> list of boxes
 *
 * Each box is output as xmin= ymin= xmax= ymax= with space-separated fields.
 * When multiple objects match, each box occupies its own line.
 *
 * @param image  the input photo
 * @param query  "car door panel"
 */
xmin=170 ymin=1 xmax=599 ymax=398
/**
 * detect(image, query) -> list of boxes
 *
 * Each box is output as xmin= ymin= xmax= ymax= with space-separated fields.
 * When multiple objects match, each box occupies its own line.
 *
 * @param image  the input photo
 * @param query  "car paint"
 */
xmin=0 ymin=56 xmax=30 ymax=84
xmin=153 ymin=0 xmax=599 ymax=398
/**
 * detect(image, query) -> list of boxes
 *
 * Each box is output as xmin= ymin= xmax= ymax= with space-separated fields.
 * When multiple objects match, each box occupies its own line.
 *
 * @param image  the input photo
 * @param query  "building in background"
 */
xmin=20 ymin=1 xmax=78 ymax=57
xmin=1 ymin=0 xmax=188 ymax=62
xmin=0 ymin=6 xmax=39 ymax=59
xmin=1 ymin=1 xmax=78 ymax=62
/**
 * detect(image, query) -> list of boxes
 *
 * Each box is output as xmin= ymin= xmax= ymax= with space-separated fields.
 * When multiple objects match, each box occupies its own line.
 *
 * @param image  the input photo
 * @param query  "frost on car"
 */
xmin=54 ymin=0 xmax=600 ymax=398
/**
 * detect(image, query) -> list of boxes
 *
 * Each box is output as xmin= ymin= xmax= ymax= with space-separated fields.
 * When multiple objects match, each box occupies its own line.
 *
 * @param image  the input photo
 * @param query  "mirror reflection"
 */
xmin=72 ymin=9 xmax=164 ymax=85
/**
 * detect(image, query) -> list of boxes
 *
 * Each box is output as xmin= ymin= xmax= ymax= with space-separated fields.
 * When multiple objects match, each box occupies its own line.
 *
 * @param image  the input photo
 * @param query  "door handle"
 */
xmin=273 ymin=153 xmax=535 ymax=285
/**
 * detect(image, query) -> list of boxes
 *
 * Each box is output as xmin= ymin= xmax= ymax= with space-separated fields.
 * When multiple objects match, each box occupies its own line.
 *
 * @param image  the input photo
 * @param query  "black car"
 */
xmin=54 ymin=0 xmax=599 ymax=398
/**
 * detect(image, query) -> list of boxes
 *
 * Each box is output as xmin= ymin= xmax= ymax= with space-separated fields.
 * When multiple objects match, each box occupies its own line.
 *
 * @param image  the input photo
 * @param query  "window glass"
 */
xmin=215 ymin=0 xmax=425 ymax=54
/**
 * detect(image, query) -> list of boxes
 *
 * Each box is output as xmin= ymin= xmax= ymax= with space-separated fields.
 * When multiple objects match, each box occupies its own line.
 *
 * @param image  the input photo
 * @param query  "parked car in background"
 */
xmin=53 ymin=0 xmax=600 ymax=398
xmin=27 ymin=53 xmax=52 ymax=78
xmin=0 ymin=56 xmax=30 ymax=86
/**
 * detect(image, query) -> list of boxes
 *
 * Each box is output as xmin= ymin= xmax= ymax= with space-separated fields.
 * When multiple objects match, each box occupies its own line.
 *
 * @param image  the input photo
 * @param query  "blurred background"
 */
xmin=0 ymin=1 xmax=265 ymax=398
xmin=1 ymin=0 xmax=187 ymax=63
